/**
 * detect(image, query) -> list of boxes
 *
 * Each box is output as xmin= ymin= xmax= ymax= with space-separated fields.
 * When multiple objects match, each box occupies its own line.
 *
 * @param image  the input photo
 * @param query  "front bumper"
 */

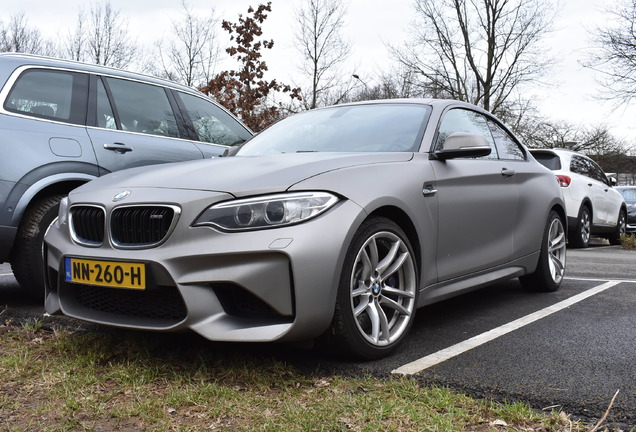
xmin=44 ymin=190 xmax=364 ymax=343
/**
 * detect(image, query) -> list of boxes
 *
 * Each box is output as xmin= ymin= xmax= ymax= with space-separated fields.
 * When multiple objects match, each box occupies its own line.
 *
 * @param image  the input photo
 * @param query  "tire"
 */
xmin=10 ymin=194 xmax=65 ymax=300
xmin=327 ymin=217 xmax=418 ymax=360
xmin=608 ymin=210 xmax=626 ymax=246
xmin=568 ymin=205 xmax=591 ymax=248
xmin=520 ymin=210 xmax=566 ymax=292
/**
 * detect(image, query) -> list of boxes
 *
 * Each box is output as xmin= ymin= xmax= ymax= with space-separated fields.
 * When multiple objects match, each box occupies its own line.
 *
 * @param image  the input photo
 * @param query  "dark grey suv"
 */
xmin=0 ymin=53 xmax=252 ymax=298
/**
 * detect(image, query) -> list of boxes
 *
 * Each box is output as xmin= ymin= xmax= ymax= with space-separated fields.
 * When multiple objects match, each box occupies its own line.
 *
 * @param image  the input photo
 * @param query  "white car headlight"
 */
xmin=194 ymin=192 xmax=339 ymax=231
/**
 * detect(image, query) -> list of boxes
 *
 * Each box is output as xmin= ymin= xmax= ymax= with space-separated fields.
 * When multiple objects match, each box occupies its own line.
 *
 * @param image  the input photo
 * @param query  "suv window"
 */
xmin=570 ymin=155 xmax=589 ymax=177
xmin=104 ymin=77 xmax=179 ymax=138
xmin=4 ymin=69 xmax=88 ymax=125
xmin=571 ymin=155 xmax=608 ymax=184
xmin=587 ymin=158 xmax=610 ymax=184
xmin=177 ymin=91 xmax=250 ymax=146
xmin=532 ymin=152 xmax=561 ymax=170
xmin=436 ymin=108 xmax=497 ymax=159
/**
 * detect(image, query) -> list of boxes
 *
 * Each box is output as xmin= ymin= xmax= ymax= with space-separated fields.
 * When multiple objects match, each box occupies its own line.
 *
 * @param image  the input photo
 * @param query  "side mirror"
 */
xmin=433 ymin=132 xmax=492 ymax=160
xmin=608 ymin=176 xmax=617 ymax=186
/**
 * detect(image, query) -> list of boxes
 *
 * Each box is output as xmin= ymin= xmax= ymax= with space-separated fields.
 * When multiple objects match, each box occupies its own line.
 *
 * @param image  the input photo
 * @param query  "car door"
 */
xmin=85 ymin=75 xmax=204 ymax=175
xmin=571 ymin=156 xmax=608 ymax=225
xmin=485 ymin=117 xmax=545 ymax=257
xmin=587 ymin=158 xmax=621 ymax=225
xmin=430 ymin=108 xmax=518 ymax=281
xmin=1 ymin=67 xmax=99 ymax=194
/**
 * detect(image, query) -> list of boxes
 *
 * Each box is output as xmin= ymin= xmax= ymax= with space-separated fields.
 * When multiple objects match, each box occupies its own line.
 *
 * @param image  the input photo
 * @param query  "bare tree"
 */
xmin=293 ymin=0 xmax=351 ymax=109
xmin=64 ymin=12 xmax=87 ymax=61
xmin=396 ymin=0 xmax=557 ymax=116
xmin=347 ymin=67 xmax=424 ymax=102
xmin=64 ymin=1 xmax=136 ymax=68
xmin=0 ymin=12 xmax=52 ymax=54
xmin=522 ymin=119 xmax=629 ymax=157
xmin=153 ymin=1 xmax=220 ymax=87
xmin=586 ymin=0 xmax=636 ymax=104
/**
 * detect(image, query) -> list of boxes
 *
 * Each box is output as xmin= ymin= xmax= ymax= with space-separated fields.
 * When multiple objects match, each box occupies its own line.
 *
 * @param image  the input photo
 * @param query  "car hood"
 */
xmin=81 ymin=152 xmax=414 ymax=197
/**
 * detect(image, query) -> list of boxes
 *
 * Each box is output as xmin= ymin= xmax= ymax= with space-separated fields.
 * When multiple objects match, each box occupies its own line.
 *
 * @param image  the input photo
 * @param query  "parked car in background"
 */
xmin=530 ymin=148 xmax=626 ymax=248
xmin=0 ymin=53 xmax=252 ymax=298
xmin=44 ymin=99 xmax=567 ymax=359
xmin=617 ymin=186 xmax=636 ymax=234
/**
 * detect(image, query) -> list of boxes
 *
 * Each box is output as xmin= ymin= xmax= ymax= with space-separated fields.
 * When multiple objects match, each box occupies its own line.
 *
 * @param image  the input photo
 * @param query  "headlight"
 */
xmin=194 ymin=192 xmax=339 ymax=231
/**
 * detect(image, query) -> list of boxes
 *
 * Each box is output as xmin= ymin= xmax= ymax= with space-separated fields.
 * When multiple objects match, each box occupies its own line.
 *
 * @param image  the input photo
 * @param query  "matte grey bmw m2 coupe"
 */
xmin=44 ymin=99 xmax=567 ymax=359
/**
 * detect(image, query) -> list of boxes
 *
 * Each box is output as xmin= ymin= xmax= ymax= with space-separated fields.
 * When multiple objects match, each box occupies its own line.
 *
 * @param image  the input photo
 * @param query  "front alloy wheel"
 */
xmin=328 ymin=217 xmax=417 ymax=360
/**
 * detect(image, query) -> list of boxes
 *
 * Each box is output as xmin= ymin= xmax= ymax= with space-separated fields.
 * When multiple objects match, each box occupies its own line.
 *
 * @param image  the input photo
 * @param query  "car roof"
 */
xmin=0 ymin=52 xmax=202 ymax=96
xmin=332 ymin=97 xmax=492 ymax=112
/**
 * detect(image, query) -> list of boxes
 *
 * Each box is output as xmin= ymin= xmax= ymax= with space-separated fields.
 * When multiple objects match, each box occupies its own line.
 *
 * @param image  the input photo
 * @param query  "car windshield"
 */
xmin=236 ymin=104 xmax=431 ymax=155
xmin=620 ymin=189 xmax=636 ymax=203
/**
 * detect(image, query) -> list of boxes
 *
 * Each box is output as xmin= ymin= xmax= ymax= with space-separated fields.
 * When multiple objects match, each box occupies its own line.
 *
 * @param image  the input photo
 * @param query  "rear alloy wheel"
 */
xmin=10 ymin=194 xmax=64 ymax=300
xmin=520 ymin=210 xmax=566 ymax=292
xmin=608 ymin=210 xmax=626 ymax=246
xmin=568 ymin=206 xmax=591 ymax=248
xmin=328 ymin=217 xmax=418 ymax=360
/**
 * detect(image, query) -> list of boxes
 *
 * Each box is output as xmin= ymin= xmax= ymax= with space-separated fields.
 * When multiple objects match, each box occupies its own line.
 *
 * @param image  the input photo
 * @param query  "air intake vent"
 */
xmin=73 ymin=284 xmax=187 ymax=324
xmin=70 ymin=206 xmax=105 ymax=245
xmin=111 ymin=206 xmax=177 ymax=247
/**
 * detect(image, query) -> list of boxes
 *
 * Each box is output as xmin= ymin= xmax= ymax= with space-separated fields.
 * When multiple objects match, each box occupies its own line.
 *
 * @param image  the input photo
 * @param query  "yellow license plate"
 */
xmin=65 ymin=257 xmax=146 ymax=290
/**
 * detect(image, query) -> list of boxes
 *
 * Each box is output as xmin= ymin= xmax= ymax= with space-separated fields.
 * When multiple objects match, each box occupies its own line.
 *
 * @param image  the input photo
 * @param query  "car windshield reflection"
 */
xmin=236 ymin=104 xmax=431 ymax=155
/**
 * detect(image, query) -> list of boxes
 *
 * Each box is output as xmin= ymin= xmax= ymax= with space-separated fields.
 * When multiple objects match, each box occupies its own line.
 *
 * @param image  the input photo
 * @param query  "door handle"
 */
xmin=423 ymin=184 xmax=437 ymax=197
xmin=501 ymin=168 xmax=515 ymax=177
xmin=103 ymin=143 xmax=133 ymax=154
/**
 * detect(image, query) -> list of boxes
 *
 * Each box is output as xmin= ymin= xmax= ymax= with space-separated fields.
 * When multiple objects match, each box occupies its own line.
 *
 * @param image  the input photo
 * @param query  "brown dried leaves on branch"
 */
xmin=201 ymin=3 xmax=301 ymax=132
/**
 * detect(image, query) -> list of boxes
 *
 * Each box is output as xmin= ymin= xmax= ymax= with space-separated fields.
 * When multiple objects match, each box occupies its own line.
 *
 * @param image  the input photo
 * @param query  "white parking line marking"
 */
xmin=392 ymin=281 xmax=621 ymax=375
xmin=566 ymin=276 xmax=636 ymax=284
xmin=0 ymin=272 xmax=14 ymax=277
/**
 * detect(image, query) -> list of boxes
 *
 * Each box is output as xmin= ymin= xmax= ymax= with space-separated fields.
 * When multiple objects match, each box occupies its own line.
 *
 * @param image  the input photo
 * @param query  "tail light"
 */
xmin=556 ymin=175 xmax=571 ymax=187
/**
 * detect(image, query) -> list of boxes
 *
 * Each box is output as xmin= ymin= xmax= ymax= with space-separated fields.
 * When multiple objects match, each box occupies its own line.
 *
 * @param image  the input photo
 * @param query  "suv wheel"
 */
xmin=608 ymin=210 xmax=627 ymax=246
xmin=568 ymin=205 xmax=591 ymax=248
xmin=10 ymin=194 xmax=64 ymax=300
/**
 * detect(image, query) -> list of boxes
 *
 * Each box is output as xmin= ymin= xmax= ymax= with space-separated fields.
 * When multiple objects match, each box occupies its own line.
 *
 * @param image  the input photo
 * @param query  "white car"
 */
xmin=530 ymin=148 xmax=626 ymax=248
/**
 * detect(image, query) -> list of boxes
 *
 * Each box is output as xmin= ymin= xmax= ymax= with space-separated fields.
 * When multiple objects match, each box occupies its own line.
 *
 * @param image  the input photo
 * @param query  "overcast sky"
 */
xmin=6 ymin=0 xmax=636 ymax=144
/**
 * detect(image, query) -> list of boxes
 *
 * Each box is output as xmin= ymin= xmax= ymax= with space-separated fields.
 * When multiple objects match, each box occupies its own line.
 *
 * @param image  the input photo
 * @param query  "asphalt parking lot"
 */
xmin=1 ymin=242 xmax=635 ymax=427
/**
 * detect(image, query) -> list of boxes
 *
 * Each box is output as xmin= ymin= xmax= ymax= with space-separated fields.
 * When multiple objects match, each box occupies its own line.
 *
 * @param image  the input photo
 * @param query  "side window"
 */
xmin=436 ymin=108 xmax=497 ymax=159
xmin=103 ymin=77 xmax=179 ymax=138
xmin=96 ymin=77 xmax=116 ymax=130
xmin=487 ymin=119 xmax=525 ymax=160
xmin=588 ymin=159 xmax=609 ymax=184
xmin=570 ymin=156 xmax=588 ymax=176
xmin=176 ymin=91 xmax=251 ymax=146
xmin=4 ymin=68 xmax=88 ymax=125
